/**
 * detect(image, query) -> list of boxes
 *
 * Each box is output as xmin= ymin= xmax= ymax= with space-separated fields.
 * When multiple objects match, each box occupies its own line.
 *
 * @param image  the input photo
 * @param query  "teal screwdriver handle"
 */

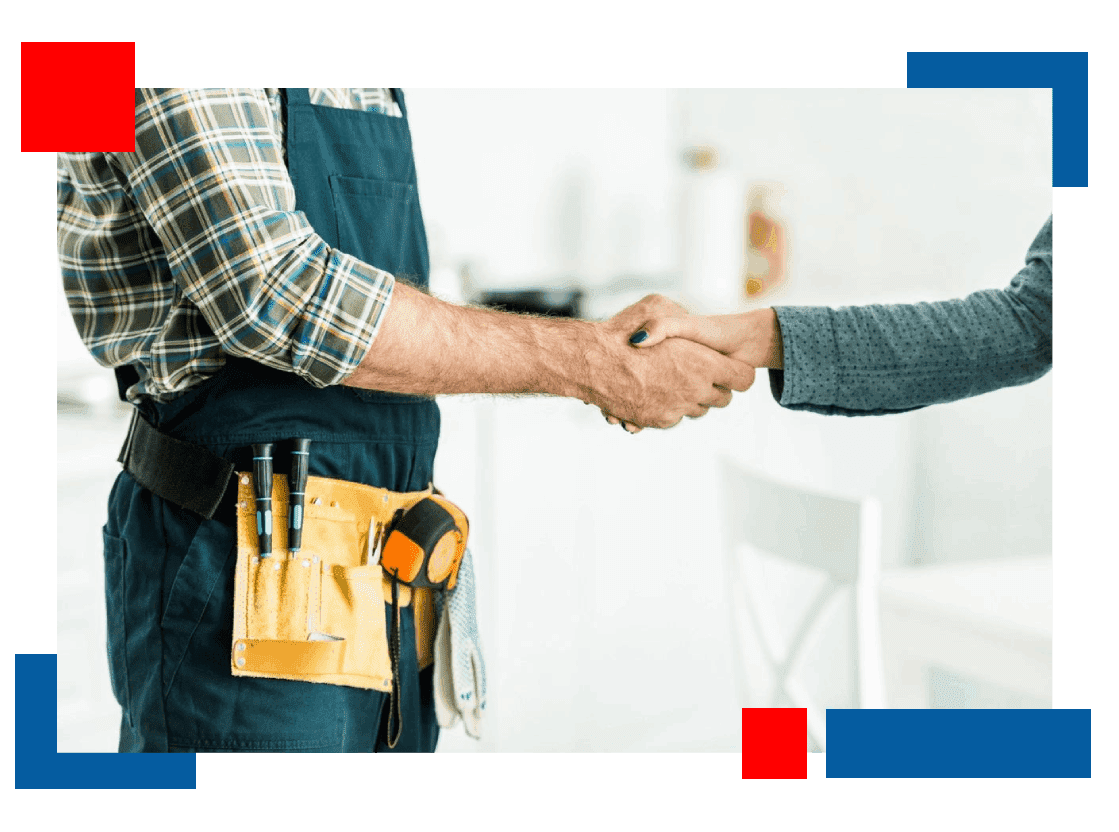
xmin=252 ymin=443 xmax=274 ymax=557
xmin=288 ymin=439 xmax=311 ymax=553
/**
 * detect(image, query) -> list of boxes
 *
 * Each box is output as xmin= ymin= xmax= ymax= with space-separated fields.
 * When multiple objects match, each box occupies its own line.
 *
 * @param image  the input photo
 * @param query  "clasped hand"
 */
xmin=588 ymin=295 xmax=766 ymax=433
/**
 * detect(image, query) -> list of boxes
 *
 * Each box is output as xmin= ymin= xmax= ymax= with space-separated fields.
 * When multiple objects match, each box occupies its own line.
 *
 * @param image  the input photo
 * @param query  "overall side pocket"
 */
xmin=102 ymin=527 xmax=131 ymax=726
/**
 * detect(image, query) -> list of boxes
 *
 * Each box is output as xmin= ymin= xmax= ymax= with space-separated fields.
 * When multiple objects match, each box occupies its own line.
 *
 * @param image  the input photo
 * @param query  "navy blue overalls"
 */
xmin=103 ymin=88 xmax=441 ymax=752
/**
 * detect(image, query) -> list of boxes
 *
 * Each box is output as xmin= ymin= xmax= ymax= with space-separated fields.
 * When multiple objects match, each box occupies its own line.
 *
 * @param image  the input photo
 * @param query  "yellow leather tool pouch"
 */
xmin=230 ymin=473 xmax=437 ymax=692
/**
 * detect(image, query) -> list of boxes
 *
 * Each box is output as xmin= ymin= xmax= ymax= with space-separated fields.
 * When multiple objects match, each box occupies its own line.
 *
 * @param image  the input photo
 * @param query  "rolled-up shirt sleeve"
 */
xmin=106 ymin=88 xmax=393 ymax=389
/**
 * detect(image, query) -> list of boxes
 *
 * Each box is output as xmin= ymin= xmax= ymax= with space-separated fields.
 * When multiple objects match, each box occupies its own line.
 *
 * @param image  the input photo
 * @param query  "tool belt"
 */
xmin=233 ymin=471 xmax=445 ymax=690
xmin=117 ymin=411 xmax=461 ymax=694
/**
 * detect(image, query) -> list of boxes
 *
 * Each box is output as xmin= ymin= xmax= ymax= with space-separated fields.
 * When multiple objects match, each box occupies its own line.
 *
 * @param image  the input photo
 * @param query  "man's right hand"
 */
xmin=343 ymin=284 xmax=754 ymax=430
xmin=583 ymin=295 xmax=757 ymax=430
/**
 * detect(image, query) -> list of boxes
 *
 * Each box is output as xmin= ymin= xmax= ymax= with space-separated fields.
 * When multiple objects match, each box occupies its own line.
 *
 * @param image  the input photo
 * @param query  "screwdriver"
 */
xmin=288 ymin=439 xmax=311 ymax=554
xmin=252 ymin=443 xmax=274 ymax=558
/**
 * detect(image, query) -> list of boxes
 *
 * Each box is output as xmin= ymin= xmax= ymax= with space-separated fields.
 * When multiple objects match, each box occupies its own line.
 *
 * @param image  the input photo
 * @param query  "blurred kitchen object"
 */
xmin=679 ymin=145 xmax=743 ymax=314
xmin=459 ymin=262 xmax=585 ymax=318
xmin=742 ymin=181 xmax=789 ymax=301
xmin=476 ymin=287 xmax=584 ymax=318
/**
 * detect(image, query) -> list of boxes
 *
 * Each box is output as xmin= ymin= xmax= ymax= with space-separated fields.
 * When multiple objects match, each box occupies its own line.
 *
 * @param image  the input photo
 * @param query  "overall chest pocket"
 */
xmin=330 ymin=174 xmax=430 ymax=405
xmin=328 ymin=175 xmax=415 ymax=276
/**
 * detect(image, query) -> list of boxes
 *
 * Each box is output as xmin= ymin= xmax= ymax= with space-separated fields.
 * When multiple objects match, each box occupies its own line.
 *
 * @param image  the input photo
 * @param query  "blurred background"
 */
xmin=57 ymin=88 xmax=1052 ymax=752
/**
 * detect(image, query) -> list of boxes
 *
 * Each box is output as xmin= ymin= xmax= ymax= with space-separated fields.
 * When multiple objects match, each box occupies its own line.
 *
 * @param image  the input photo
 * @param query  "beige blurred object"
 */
xmin=742 ymin=181 xmax=789 ymax=301
xmin=682 ymin=145 xmax=719 ymax=171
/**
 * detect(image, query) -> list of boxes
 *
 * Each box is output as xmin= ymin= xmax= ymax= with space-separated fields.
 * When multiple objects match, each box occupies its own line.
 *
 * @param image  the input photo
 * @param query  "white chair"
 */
xmin=721 ymin=460 xmax=886 ymax=751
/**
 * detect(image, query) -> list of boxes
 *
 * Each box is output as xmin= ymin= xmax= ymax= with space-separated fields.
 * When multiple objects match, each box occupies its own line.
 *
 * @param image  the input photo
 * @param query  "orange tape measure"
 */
xmin=380 ymin=495 xmax=469 ymax=591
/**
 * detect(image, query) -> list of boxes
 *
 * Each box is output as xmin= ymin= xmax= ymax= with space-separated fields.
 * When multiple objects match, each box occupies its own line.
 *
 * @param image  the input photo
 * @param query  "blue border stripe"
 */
xmin=907 ymin=51 xmax=1088 ymax=187
xmin=15 ymin=654 xmax=196 ymax=788
xmin=826 ymin=709 xmax=1091 ymax=778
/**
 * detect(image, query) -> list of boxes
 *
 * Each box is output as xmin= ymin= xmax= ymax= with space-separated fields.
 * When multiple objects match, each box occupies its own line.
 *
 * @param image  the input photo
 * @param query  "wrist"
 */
xmin=746 ymin=308 xmax=784 ymax=369
xmin=544 ymin=318 xmax=611 ymax=402
xmin=572 ymin=317 xmax=635 ymax=407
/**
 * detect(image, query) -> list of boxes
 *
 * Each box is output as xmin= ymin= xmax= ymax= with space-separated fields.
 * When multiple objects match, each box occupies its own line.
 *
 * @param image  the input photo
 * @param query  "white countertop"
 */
xmin=879 ymin=556 xmax=1052 ymax=641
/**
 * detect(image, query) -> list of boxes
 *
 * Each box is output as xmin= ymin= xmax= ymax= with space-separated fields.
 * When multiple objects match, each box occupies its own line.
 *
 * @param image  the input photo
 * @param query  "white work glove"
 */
xmin=433 ymin=547 xmax=486 ymax=738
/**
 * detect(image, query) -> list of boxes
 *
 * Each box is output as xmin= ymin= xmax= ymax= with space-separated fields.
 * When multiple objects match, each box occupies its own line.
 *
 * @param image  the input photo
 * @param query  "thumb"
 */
xmin=628 ymin=315 xmax=687 ymax=348
xmin=630 ymin=314 xmax=724 ymax=349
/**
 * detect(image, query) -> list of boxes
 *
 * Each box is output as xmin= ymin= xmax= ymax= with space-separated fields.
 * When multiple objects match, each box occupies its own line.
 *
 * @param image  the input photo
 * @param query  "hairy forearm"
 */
xmin=342 ymin=281 xmax=600 ymax=399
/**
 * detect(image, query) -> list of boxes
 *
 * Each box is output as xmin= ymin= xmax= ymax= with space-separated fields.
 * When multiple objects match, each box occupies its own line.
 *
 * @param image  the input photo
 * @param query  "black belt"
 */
xmin=117 ymin=409 xmax=238 ymax=522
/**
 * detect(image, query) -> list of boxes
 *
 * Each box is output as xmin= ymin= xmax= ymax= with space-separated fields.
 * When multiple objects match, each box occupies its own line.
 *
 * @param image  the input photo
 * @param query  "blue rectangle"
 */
xmin=907 ymin=51 xmax=1088 ymax=187
xmin=826 ymin=709 xmax=1091 ymax=778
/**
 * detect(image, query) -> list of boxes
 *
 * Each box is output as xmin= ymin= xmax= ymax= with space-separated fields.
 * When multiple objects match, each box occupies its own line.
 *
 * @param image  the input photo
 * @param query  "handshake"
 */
xmin=585 ymin=294 xmax=784 ymax=433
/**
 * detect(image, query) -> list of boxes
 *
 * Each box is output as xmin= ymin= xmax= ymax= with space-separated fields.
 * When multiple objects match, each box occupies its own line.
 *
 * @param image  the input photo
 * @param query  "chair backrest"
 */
xmin=721 ymin=459 xmax=886 ymax=751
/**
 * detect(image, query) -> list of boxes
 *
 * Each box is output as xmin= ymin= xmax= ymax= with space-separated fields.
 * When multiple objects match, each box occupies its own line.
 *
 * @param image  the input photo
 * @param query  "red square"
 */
xmin=21 ymin=42 xmax=135 ymax=152
xmin=742 ymin=708 xmax=807 ymax=779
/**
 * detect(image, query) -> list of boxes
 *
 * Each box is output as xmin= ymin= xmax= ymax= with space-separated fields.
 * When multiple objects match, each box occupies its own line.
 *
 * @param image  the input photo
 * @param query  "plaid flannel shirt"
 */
xmin=58 ymin=88 xmax=403 ymax=403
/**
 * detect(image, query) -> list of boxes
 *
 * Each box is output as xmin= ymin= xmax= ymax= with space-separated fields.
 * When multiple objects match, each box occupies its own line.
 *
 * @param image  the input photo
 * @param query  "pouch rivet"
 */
xmin=331 ymin=501 xmax=338 ymax=508
xmin=313 ymin=497 xmax=322 ymax=505
xmin=236 ymin=642 xmax=246 ymax=652
xmin=238 ymin=501 xmax=247 ymax=509
xmin=236 ymin=657 xmax=246 ymax=667
xmin=241 ymin=475 xmax=250 ymax=485
xmin=274 ymin=562 xmax=281 ymax=571
xmin=312 ymin=556 xmax=319 ymax=563
xmin=302 ymin=559 xmax=310 ymax=568
xmin=383 ymin=495 xmax=389 ymax=503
